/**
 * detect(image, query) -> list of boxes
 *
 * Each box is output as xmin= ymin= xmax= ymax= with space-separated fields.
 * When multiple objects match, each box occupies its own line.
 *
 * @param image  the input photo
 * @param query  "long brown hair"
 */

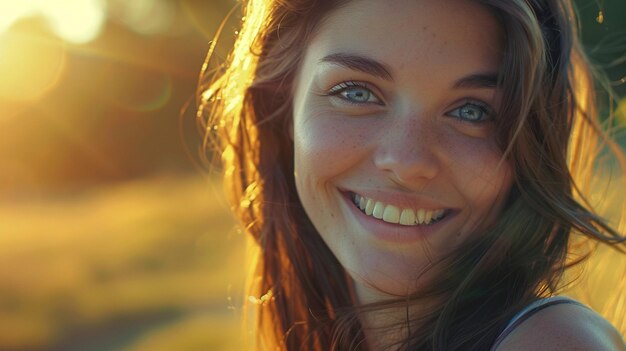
xmin=198 ymin=0 xmax=626 ymax=349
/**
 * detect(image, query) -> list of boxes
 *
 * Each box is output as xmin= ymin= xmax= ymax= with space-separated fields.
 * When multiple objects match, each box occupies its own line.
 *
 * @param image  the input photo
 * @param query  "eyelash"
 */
xmin=326 ymin=81 xmax=494 ymax=123
xmin=326 ymin=81 xmax=383 ymax=105
xmin=446 ymin=101 xmax=494 ymax=124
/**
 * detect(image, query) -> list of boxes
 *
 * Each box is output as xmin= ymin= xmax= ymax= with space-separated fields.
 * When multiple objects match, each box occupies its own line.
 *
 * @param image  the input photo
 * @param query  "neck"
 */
xmin=354 ymin=283 xmax=438 ymax=350
xmin=360 ymin=307 xmax=411 ymax=350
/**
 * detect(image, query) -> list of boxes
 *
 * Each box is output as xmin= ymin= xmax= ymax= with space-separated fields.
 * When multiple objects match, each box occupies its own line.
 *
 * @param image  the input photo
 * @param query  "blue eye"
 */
xmin=343 ymin=87 xmax=372 ymax=102
xmin=447 ymin=102 xmax=493 ymax=123
xmin=328 ymin=81 xmax=382 ymax=105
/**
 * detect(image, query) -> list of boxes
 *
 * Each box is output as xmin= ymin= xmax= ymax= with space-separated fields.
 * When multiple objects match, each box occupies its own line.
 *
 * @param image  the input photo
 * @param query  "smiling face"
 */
xmin=292 ymin=0 xmax=514 ymax=300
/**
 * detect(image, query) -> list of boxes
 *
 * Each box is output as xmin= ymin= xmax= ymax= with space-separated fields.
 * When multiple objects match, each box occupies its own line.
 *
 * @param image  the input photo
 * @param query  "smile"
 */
xmin=351 ymin=193 xmax=447 ymax=226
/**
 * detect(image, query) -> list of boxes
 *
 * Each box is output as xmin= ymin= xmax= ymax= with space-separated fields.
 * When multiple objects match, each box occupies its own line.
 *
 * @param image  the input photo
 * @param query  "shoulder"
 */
xmin=494 ymin=300 xmax=626 ymax=351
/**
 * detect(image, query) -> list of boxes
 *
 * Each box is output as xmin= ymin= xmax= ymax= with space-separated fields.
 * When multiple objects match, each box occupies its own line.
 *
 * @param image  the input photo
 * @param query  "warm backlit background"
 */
xmin=0 ymin=0 xmax=625 ymax=350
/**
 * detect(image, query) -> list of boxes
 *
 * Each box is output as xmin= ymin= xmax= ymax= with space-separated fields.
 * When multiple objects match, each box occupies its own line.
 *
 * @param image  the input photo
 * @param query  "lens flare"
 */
xmin=110 ymin=0 xmax=174 ymax=35
xmin=99 ymin=63 xmax=173 ymax=112
xmin=0 ymin=0 xmax=106 ymax=44
xmin=0 ymin=2 xmax=37 ymax=34
xmin=0 ymin=32 xmax=67 ymax=103
xmin=38 ymin=0 xmax=107 ymax=44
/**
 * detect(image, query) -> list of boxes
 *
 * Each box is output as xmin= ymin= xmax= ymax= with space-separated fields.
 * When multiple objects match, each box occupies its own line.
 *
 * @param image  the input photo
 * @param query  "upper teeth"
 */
xmin=353 ymin=194 xmax=445 ymax=226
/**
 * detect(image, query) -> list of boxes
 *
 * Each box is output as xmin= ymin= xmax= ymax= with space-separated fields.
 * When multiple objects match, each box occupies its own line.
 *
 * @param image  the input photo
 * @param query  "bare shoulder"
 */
xmin=495 ymin=302 xmax=626 ymax=351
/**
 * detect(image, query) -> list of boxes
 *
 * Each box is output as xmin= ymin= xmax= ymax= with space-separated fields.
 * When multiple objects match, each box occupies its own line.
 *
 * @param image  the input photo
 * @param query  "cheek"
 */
xmin=293 ymin=108 xmax=371 ymax=182
xmin=442 ymin=132 xmax=512 ymax=214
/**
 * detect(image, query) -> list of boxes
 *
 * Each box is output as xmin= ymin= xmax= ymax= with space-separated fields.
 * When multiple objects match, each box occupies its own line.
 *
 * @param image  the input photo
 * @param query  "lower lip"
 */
xmin=341 ymin=192 xmax=455 ymax=244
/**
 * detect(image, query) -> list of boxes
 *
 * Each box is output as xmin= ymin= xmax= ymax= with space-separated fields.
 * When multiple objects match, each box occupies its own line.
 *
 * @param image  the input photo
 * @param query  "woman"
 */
xmin=199 ymin=0 xmax=626 ymax=349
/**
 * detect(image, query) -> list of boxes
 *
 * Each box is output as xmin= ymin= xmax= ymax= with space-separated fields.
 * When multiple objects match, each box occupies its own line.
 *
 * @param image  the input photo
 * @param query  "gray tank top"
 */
xmin=490 ymin=296 xmax=588 ymax=351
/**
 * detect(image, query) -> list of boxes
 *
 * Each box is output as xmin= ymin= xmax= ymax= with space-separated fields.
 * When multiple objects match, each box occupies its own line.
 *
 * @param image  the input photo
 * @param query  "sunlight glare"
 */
xmin=0 ymin=32 xmax=66 ymax=103
xmin=110 ymin=0 xmax=174 ymax=35
xmin=38 ymin=0 xmax=107 ymax=44
xmin=0 ymin=2 xmax=37 ymax=34
xmin=0 ymin=0 xmax=106 ymax=44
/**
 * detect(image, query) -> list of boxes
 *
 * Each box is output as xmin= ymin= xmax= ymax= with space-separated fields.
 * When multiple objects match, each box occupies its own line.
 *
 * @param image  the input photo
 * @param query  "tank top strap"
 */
xmin=490 ymin=296 xmax=589 ymax=351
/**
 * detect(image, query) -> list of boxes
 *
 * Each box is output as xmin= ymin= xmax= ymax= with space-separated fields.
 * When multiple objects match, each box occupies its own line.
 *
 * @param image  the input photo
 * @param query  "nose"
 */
xmin=373 ymin=116 xmax=440 ymax=187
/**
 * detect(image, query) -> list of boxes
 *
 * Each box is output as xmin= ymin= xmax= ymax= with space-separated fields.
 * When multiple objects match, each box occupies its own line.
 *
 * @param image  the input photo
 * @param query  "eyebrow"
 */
xmin=319 ymin=53 xmax=393 ymax=81
xmin=452 ymin=74 xmax=499 ymax=89
xmin=319 ymin=52 xmax=499 ymax=89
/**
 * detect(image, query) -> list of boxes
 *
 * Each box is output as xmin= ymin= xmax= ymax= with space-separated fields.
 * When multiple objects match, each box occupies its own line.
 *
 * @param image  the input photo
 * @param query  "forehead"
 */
xmin=305 ymin=0 xmax=504 ymax=84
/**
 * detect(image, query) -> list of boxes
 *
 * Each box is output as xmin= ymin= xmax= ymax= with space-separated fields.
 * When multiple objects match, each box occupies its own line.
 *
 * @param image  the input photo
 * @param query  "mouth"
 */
xmin=349 ymin=191 xmax=450 ymax=226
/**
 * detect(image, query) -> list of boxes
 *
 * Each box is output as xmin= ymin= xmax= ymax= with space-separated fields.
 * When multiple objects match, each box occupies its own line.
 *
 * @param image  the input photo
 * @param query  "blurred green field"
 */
xmin=0 ymin=175 xmax=246 ymax=351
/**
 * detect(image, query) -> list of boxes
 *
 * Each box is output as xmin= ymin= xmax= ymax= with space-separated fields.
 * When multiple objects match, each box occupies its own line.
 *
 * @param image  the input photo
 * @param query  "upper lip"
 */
xmin=340 ymin=188 xmax=453 ymax=211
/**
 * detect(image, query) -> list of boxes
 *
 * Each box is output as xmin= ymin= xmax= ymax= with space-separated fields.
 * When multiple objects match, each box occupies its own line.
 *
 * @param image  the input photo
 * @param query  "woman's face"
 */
xmin=292 ymin=0 xmax=513 ymax=299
